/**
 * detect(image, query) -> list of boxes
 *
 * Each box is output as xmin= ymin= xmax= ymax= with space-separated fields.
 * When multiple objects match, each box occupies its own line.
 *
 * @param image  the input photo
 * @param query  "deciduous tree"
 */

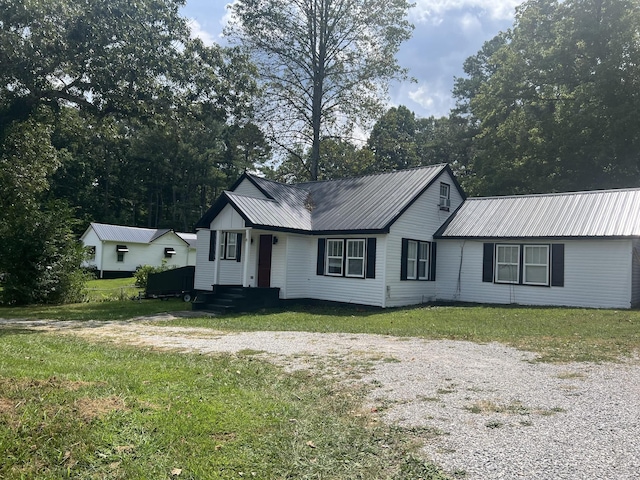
xmin=226 ymin=0 xmax=413 ymax=180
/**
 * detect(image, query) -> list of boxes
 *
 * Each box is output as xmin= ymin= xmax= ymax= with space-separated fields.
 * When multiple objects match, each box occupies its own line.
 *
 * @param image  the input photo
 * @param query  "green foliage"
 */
xmin=0 ymin=201 xmax=88 ymax=305
xmin=454 ymin=0 xmax=640 ymax=195
xmin=133 ymin=263 xmax=170 ymax=289
xmin=227 ymin=0 xmax=414 ymax=180
xmin=366 ymin=106 xmax=473 ymax=178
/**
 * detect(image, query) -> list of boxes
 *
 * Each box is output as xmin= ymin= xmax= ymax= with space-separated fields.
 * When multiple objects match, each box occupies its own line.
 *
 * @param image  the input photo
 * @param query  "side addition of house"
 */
xmin=434 ymin=188 xmax=640 ymax=309
xmin=193 ymin=164 xmax=465 ymax=309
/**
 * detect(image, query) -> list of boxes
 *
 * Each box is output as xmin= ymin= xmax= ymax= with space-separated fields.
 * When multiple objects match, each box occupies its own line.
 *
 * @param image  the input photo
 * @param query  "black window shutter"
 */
xmin=400 ymin=238 xmax=409 ymax=280
xmin=366 ymin=238 xmax=376 ymax=279
xmin=551 ymin=244 xmax=564 ymax=287
xmin=316 ymin=238 xmax=326 ymax=275
xmin=518 ymin=244 xmax=524 ymax=285
xmin=429 ymin=242 xmax=437 ymax=281
xmin=208 ymin=231 xmax=216 ymax=261
xmin=482 ymin=243 xmax=495 ymax=282
xmin=236 ymin=233 xmax=242 ymax=262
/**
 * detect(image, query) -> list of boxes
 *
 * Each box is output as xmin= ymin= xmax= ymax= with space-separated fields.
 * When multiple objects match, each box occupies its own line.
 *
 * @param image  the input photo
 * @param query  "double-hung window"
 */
xmin=219 ymin=232 xmax=238 ymax=260
xmin=407 ymin=240 xmax=418 ymax=280
xmin=346 ymin=239 xmax=365 ymax=278
xmin=402 ymin=238 xmax=431 ymax=281
xmin=418 ymin=242 xmax=430 ymax=279
xmin=439 ymin=183 xmax=451 ymax=209
xmin=495 ymin=245 xmax=520 ymax=283
xmin=326 ymin=239 xmax=344 ymax=276
xmin=523 ymin=245 xmax=549 ymax=285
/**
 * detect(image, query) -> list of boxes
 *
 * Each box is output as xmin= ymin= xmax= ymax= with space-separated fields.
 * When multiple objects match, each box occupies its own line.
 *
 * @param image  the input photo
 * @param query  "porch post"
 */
xmin=242 ymin=228 xmax=251 ymax=287
xmin=213 ymin=229 xmax=221 ymax=286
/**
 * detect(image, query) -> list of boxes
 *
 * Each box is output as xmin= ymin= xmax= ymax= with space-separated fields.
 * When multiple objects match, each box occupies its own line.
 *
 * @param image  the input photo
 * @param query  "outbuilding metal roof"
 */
xmin=196 ymin=164 xmax=461 ymax=233
xmin=435 ymin=187 xmax=640 ymax=239
xmin=85 ymin=223 xmax=196 ymax=245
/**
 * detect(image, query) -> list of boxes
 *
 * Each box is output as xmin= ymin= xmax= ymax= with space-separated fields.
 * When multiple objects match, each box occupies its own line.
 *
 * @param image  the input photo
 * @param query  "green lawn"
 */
xmin=85 ymin=277 xmax=142 ymax=302
xmin=0 ymin=332 xmax=446 ymax=479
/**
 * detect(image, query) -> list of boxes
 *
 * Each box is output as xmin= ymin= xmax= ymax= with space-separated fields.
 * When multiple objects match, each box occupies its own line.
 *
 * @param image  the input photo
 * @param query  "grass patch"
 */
xmin=0 ymin=330 xmax=448 ymax=479
xmin=84 ymin=278 xmax=142 ymax=302
xmin=0 ymin=299 xmax=188 ymax=321
xmin=157 ymin=304 xmax=640 ymax=363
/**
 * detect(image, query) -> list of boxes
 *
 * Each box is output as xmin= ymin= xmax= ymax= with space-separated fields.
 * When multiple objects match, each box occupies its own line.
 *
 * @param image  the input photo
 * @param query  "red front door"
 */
xmin=257 ymin=235 xmax=273 ymax=288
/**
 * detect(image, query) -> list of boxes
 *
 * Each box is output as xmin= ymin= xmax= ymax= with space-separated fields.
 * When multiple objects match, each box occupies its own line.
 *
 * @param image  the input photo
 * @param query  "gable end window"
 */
xmin=401 ymin=238 xmax=432 ymax=281
xmin=439 ymin=183 xmax=451 ymax=210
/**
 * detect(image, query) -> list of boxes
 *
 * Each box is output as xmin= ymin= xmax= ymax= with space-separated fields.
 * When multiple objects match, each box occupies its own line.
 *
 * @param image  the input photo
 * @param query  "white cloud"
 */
xmin=406 ymin=83 xmax=455 ymax=117
xmin=459 ymin=12 xmax=482 ymax=35
xmin=187 ymin=18 xmax=217 ymax=46
xmin=410 ymin=0 xmax=520 ymax=24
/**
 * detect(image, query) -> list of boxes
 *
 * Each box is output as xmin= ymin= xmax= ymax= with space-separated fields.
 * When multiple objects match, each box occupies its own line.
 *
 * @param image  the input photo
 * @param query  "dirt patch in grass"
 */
xmin=74 ymin=396 xmax=128 ymax=421
xmin=0 ymin=396 xmax=15 ymax=414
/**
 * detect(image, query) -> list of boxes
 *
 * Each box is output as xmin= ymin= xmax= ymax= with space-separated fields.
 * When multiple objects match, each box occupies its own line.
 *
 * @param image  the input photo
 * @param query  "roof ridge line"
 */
xmin=468 ymin=186 xmax=640 ymax=201
xmin=295 ymin=164 xmax=448 ymax=186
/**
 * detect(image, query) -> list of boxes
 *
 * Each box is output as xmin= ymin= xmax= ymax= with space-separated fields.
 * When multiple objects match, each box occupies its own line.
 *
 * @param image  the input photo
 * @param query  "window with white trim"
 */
xmin=439 ymin=182 xmax=451 ymax=209
xmin=495 ymin=245 xmax=520 ymax=283
xmin=418 ymin=242 xmax=429 ymax=279
xmin=346 ymin=239 xmax=365 ymax=277
xmin=407 ymin=240 xmax=418 ymax=280
xmin=219 ymin=232 xmax=237 ymax=260
xmin=326 ymin=239 xmax=344 ymax=276
xmin=524 ymin=245 xmax=549 ymax=285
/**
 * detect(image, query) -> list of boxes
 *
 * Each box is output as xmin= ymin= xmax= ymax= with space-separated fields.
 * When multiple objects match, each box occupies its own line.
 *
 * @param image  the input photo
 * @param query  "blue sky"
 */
xmin=180 ymin=0 xmax=521 ymax=119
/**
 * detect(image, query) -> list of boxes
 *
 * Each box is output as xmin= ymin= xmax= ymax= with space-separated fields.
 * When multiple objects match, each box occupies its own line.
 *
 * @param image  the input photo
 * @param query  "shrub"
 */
xmin=133 ymin=262 xmax=170 ymax=289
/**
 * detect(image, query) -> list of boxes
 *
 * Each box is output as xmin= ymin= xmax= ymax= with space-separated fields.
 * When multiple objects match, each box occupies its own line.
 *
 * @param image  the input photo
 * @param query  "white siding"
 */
xmin=80 ymin=228 xmax=102 ymax=270
xmin=211 ymin=204 xmax=246 ymax=231
xmin=218 ymin=259 xmax=243 ymax=285
xmin=632 ymin=239 xmax=640 ymax=306
xmin=436 ymin=239 xmax=634 ymax=309
xmin=308 ymin=235 xmax=385 ymax=307
xmin=285 ymin=235 xmax=313 ymax=299
xmin=385 ymin=170 xmax=464 ymax=307
xmin=233 ymin=179 xmax=266 ymax=198
xmin=194 ymin=230 xmax=214 ymax=290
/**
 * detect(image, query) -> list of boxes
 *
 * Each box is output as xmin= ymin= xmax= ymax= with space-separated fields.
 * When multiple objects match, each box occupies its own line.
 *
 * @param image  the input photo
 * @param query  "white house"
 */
xmin=193 ymin=164 xmax=465 ymax=309
xmin=193 ymin=165 xmax=640 ymax=310
xmin=434 ymin=188 xmax=640 ymax=309
xmin=81 ymin=223 xmax=197 ymax=278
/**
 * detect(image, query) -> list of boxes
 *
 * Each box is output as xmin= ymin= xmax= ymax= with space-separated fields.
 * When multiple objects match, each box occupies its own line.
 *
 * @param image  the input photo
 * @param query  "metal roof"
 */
xmin=87 ymin=223 xmax=195 ymax=245
xmin=176 ymin=232 xmax=197 ymax=248
xmin=225 ymin=192 xmax=312 ymax=231
xmin=196 ymin=164 xmax=460 ymax=233
xmin=435 ymin=187 xmax=640 ymax=239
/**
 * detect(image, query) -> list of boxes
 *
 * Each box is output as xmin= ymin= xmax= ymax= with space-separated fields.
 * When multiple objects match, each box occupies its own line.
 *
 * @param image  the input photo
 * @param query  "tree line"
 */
xmin=2 ymin=0 xmax=639 ymax=304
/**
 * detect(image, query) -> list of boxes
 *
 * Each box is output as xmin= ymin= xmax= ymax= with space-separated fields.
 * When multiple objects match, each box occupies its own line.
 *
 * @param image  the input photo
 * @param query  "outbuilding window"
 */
xmin=116 ymin=245 xmax=128 ymax=263
xmin=164 ymin=247 xmax=177 ymax=258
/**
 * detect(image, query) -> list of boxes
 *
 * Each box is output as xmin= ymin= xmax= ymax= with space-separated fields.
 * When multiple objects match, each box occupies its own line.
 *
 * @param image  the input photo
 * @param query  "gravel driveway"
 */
xmin=4 ymin=315 xmax=640 ymax=479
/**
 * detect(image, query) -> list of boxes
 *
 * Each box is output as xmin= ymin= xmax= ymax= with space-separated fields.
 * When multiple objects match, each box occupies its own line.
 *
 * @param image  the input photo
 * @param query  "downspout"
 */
xmin=99 ymin=241 xmax=105 ymax=279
